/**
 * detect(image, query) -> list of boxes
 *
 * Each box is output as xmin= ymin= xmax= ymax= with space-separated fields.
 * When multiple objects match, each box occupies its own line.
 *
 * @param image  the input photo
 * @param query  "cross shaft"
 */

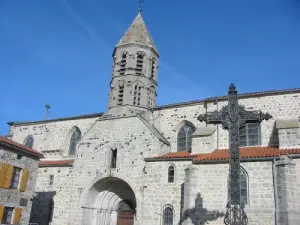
xmin=197 ymin=83 xmax=272 ymax=225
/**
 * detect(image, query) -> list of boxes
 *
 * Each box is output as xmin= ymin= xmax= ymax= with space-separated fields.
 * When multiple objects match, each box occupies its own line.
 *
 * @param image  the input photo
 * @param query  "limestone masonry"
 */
xmin=5 ymin=10 xmax=300 ymax=225
xmin=0 ymin=136 xmax=43 ymax=225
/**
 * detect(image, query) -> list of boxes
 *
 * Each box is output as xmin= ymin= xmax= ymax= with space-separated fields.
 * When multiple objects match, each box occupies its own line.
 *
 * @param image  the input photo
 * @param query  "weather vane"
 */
xmin=138 ymin=0 xmax=144 ymax=12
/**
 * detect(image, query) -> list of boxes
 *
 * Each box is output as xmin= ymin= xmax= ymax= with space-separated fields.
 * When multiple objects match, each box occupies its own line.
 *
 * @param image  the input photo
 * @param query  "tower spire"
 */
xmin=138 ymin=0 xmax=144 ymax=13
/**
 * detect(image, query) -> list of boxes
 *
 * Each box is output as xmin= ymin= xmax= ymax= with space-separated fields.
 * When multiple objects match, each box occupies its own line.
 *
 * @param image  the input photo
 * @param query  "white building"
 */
xmin=6 ymin=10 xmax=300 ymax=225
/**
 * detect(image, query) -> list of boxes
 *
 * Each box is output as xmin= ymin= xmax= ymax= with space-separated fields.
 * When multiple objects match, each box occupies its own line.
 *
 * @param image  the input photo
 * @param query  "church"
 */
xmin=5 ymin=9 xmax=300 ymax=225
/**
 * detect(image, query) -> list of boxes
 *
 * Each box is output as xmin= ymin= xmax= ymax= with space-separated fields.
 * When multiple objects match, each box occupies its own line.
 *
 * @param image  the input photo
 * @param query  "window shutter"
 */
xmin=19 ymin=168 xmax=29 ymax=192
xmin=12 ymin=208 xmax=22 ymax=224
xmin=0 ymin=163 xmax=6 ymax=188
xmin=3 ymin=164 xmax=13 ymax=189
xmin=0 ymin=205 xmax=4 ymax=223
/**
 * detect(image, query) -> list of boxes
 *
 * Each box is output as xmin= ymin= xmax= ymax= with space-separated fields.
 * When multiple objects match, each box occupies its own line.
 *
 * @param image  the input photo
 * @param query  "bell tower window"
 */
xmin=119 ymin=52 xmax=127 ymax=75
xmin=117 ymin=84 xmax=124 ymax=105
xmin=148 ymin=86 xmax=155 ymax=108
xmin=151 ymin=58 xmax=156 ymax=79
xmin=133 ymin=84 xmax=142 ymax=106
xmin=135 ymin=52 xmax=144 ymax=75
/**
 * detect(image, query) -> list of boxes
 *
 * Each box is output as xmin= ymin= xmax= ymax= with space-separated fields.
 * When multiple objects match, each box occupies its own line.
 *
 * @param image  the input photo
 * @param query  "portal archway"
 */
xmin=83 ymin=177 xmax=136 ymax=225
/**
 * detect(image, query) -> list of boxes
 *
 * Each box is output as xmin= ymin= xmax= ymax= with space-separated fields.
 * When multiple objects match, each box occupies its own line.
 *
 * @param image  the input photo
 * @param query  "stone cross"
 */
xmin=197 ymin=83 xmax=272 ymax=225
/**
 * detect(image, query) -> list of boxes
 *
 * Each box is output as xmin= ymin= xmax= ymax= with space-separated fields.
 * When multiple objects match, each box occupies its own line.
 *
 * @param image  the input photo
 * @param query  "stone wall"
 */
xmin=142 ymin=160 xmax=191 ymax=225
xmin=183 ymin=161 xmax=276 ymax=225
xmin=6 ymin=90 xmax=300 ymax=225
xmin=62 ymin=116 xmax=170 ymax=225
xmin=10 ymin=117 xmax=98 ymax=155
xmin=152 ymin=92 xmax=300 ymax=152
xmin=0 ymin=147 xmax=40 ymax=225
xmin=275 ymin=156 xmax=300 ymax=225
xmin=29 ymin=166 xmax=73 ymax=225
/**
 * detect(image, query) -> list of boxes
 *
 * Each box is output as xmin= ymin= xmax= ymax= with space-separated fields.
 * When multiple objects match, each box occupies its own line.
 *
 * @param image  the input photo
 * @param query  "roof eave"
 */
xmin=39 ymin=163 xmax=73 ymax=168
xmin=193 ymin=155 xmax=300 ymax=164
xmin=0 ymin=142 xmax=44 ymax=159
xmin=144 ymin=157 xmax=194 ymax=162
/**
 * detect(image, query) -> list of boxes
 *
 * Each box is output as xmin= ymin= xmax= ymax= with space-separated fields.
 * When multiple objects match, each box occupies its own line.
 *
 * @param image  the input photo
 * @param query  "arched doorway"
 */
xmin=83 ymin=177 xmax=136 ymax=225
xmin=117 ymin=200 xmax=135 ymax=225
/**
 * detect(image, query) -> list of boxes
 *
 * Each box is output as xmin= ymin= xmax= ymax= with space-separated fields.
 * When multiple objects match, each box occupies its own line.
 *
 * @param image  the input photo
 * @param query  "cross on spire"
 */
xmin=138 ymin=0 xmax=144 ymax=13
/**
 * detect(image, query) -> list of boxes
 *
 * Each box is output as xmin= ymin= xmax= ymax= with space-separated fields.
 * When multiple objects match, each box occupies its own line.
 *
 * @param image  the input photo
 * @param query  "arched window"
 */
xmin=163 ymin=206 xmax=174 ymax=225
xmin=117 ymin=83 xmax=124 ymax=105
xmin=111 ymin=148 xmax=117 ymax=168
xmin=227 ymin=167 xmax=248 ymax=205
xmin=68 ymin=128 xmax=81 ymax=155
xmin=119 ymin=52 xmax=127 ymax=75
xmin=239 ymin=122 xmax=261 ymax=147
xmin=177 ymin=124 xmax=196 ymax=152
xmin=24 ymin=135 xmax=34 ymax=148
xmin=136 ymin=52 xmax=144 ymax=75
xmin=168 ymin=166 xmax=175 ymax=183
xmin=133 ymin=84 xmax=142 ymax=106
xmin=240 ymin=168 xmax=248 ymax=205
xmin=151 ymin=57 xmax=156 ymax=79
xmin=148 ymin=86 xmax=155 ymax=108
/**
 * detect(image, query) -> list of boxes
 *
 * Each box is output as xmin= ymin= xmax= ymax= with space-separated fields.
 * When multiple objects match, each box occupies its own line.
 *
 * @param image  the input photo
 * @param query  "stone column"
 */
xmin=275 ymin=156 xmax=300 ymax=225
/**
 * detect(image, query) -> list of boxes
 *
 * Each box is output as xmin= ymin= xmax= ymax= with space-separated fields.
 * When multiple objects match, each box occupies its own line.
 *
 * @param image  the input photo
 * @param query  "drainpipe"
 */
xmin=272 ymin=158 xmax=278 ymax=225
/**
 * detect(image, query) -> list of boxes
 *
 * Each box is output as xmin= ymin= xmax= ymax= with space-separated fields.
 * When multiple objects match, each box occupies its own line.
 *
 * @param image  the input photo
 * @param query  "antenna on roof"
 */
xmin=138 ymin=0 xmax=144 ymax=13
xmin=45 ymin=104 xmax=51 ymax=120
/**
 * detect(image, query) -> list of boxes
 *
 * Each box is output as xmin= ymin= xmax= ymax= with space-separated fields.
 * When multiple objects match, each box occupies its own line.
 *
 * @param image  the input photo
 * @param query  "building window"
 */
xmin=168 ymin=166 xmax=175 ymax=183
xmin=49 ymin=175 xmax=54 ymax=186
xmin=163 ymin=206 xmax=174 ymax=225
xmin=119 ymin=52 xmax=127 ymax=75
xmin=177 ymin=124 xmax=196 ymax=152
xmin=239 ymin=123 xmax=261 ymax=147
xmin=2 ymin=207 xmax=14 ymax=224
xmin=133 ymin=84 xmax=141 ymax=106
xmin=111 ymin=149 xmax=117 ymax=168
xmin=117 ymin=84 xmax=124 ymax=105
xmin=69 ymin=128 xmax=81 ymax=155
xmin=228 ymin=167 xmax=248 ymax=205
xmin=135 ymin=52 xmax=144 ymax=75
xmin=240 ymin=169 xmax=248 ymax=205
xmin=151 ymin=58 xmax=156 ymax=79
xmin=10 ymin=167 xmax=21 ymax=189
xmin=148 ymin=86 xmax=155 ymax=108
xmin=24 ymin=135 xmax=34 ymax=148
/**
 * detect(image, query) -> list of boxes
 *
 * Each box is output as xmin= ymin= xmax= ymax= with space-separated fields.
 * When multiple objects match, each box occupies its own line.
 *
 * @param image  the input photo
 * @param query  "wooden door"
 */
xmin=117 ymin=211 xmax=134 ymax=225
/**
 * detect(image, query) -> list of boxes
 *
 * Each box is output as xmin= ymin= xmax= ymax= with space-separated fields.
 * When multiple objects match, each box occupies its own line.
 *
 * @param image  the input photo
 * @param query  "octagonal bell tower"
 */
xmin=106 ymin=11 xmax=159 ymax=117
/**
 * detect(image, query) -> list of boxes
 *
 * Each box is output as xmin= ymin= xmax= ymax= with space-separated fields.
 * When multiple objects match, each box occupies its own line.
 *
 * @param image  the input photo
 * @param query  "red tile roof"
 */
xmin=39 ymin=159 xmax=74 ymax=167
xmin=0 ymin=136 xmax=43 ymax=158
xmin=146 ymin=147 xmax=300 ymax=163
xmin=154 ymin=151 xmax=197 ymax=159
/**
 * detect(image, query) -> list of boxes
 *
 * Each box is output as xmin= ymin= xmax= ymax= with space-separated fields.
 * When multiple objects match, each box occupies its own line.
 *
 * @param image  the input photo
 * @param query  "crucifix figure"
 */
xmin=197 ymin=83 xmax=272 ymax=225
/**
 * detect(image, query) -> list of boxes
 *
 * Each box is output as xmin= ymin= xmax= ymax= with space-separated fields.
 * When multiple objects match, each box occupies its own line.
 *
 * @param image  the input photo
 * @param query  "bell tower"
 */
xmin=106 ymin=11 xmax=159 ymax=117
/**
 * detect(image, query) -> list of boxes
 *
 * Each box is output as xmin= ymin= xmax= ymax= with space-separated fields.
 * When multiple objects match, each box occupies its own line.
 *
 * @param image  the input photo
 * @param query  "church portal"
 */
xmin=83 ymin=177 xmax=136 ymax=225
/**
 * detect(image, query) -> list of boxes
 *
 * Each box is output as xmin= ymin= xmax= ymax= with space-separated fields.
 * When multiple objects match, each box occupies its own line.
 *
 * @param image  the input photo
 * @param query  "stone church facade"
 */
xmin=6 ymin=11 xmax=300 ymax=225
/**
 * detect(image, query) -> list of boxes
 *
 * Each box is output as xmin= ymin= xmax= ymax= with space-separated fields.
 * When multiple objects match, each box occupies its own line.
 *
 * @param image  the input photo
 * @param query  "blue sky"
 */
xmin=1 ymin=0 xmax=300 ymax=135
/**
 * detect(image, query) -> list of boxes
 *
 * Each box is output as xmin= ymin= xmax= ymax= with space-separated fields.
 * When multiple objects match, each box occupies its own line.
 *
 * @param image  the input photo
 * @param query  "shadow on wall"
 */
xmin=268 ymin=122 xmax=279 ymax=147
xmin=179 ymin=193 xmax=224 ymax=225
xmin=29 ymin=191 xmax=56 ymax=225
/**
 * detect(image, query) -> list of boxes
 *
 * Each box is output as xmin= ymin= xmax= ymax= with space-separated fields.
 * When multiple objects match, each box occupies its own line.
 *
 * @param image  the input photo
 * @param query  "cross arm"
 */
xmin=240 ymin=108 xmax=273 ymax=123
xmin=197 ymin=111 xmax=223 ymax=124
